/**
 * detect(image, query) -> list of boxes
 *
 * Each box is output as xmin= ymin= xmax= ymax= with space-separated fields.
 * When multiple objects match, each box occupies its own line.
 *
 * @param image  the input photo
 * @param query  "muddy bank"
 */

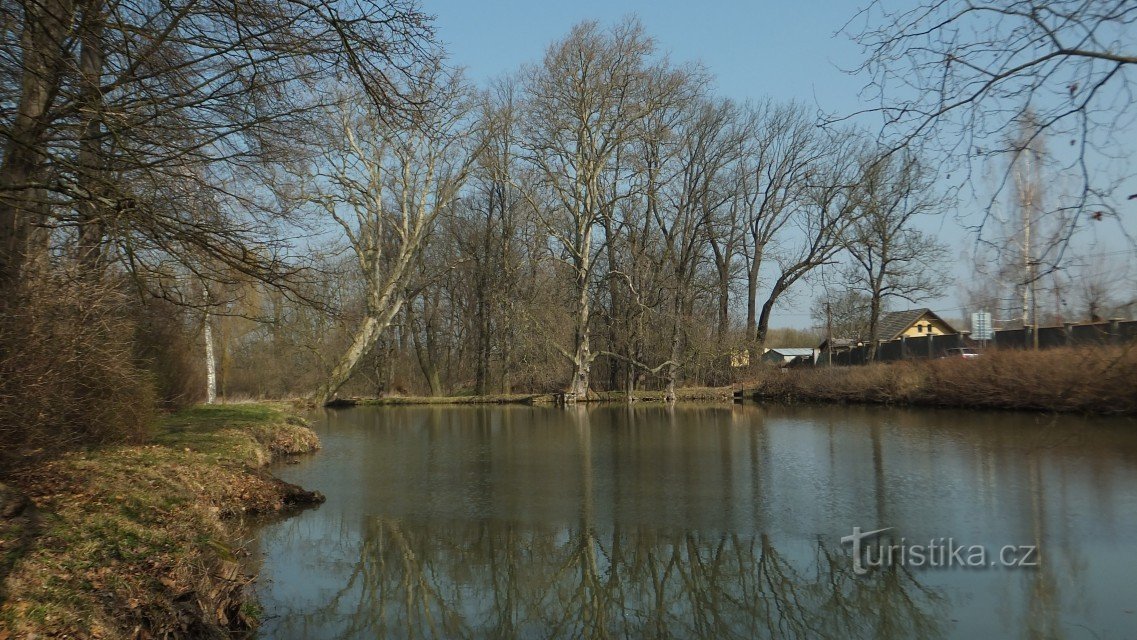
xmin=0 ymin=403 xmax=323 ymax=638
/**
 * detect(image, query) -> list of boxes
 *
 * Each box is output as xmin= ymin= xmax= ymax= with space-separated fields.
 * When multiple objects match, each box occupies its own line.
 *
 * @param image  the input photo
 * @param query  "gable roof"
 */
xmin=876 ymin=308 xmax=957 ymax=341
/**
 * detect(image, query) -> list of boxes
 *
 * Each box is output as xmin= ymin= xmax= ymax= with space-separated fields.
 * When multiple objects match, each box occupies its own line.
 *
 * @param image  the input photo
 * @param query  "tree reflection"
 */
xmin=267 ymin=518 xmax=947 ymax=639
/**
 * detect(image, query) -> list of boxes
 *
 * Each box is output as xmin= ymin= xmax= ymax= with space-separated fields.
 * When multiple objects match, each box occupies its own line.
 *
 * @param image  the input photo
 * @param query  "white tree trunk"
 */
xmin=204 ymin=316 xmax=217 ymax=405
xmin=315 ymin=298 xmax=404 ymax=406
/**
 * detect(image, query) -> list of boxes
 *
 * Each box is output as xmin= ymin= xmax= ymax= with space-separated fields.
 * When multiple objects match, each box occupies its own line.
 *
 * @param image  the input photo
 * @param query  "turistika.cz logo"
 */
xmin=840 ymin=526 xmax=1039 ymax=576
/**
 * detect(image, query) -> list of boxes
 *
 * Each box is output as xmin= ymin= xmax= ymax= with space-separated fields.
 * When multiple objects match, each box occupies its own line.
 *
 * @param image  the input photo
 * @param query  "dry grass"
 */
xmin=747 ymin=346 xmax=1137 ymax=414
xmin=0 ymin=403 xmax=321 ymax=639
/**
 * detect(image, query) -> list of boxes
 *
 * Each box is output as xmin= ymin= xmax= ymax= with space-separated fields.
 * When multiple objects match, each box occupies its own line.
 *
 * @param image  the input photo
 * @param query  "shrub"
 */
xmin=0 ymin=273 xmax=156 ymax=463
xmin=748 ymin=346 xmax=1137 ymax=414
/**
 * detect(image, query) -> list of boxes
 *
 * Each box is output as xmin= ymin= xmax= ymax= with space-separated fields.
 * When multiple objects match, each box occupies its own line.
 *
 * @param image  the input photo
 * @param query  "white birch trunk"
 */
xmin=204 ymin=316 xmax=217 ymax=405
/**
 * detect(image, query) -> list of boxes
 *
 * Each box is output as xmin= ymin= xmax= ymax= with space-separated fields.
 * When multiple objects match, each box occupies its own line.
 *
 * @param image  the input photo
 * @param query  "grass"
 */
xmin=744 ymin=345 xmax=1137 ymax=415
xmin=0 ymin=403 xmax=321 ymax=639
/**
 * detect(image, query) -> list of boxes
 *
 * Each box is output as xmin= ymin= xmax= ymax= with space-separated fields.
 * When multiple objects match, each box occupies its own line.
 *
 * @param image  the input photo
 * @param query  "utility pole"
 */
xmin=826 ymin=299 xmax=833 ymax=366
xmin=1013 ymin=113 xmax=1042 ymax=349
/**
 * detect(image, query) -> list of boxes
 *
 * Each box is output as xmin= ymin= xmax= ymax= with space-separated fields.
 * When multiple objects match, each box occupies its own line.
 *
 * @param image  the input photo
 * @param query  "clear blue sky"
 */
xmin=422 ymin=0 xmax=1136 ymax=328
xmin=428 ymin=0 xmax=868 ymax=114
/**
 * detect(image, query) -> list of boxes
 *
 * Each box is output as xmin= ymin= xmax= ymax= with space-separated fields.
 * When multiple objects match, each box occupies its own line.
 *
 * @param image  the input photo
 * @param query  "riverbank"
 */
xmin=743 ymin=345 xmax=1137 ymax=415
xmin=0 ymin=403 xmax=323 ymax=639
xmin=344 ymin=386 xmax=735 ymax=406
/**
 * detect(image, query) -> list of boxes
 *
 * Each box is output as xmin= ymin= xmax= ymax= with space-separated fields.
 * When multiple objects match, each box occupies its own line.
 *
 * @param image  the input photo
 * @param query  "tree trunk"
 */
xmin=664 ymin=307 xmax=681 ymax=404
xmin=755 ymin=283 xmax=785 ymax=350
xmin=316 ymin=299 xmax=403 ymax=405
xmin=745 ymin=252 xmax=760 ymax=340
xmin=76 ymin=0 xmax=106 ymax=275
xmin=204 ymin=317 xmax=217 ymax=405
xmin=716 ymin=268 xmax=730 ymax=343
xmin=603 ymin=216 xmax=622 ymax=391
xmin=866 ymin=289 xmax=882 ymax=363
xmin=0 ymin=0 xmax=75 ymax=297
xmin=474 ymin=291 xmax=489 ymax=395
xmin=568 ymin=295 xmax=592 ymax=401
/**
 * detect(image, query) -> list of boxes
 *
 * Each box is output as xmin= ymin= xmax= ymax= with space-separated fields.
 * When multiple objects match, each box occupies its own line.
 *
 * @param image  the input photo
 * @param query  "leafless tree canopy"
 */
xmin=845 ymin=0 xmax=1136 ymax=248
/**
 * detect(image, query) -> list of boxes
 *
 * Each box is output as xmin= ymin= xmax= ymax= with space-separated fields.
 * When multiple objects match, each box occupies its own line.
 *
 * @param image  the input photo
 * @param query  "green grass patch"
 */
xmin=0 ymin=402 xmax=320 ymax=638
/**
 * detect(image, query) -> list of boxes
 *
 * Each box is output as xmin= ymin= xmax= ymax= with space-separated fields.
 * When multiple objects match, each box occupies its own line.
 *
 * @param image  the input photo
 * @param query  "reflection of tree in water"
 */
xmin=270 ymin=519 xmax=947 ymax=639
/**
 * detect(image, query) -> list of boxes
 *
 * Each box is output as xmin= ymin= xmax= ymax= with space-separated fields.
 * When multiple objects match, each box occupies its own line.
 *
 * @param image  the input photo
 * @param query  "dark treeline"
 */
xmin=0 ymin=5 xmax=951 ymax=453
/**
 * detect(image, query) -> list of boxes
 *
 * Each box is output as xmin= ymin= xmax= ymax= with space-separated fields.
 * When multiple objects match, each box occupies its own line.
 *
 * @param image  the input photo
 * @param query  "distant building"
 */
xmin=874 ymin=308 xmax=958 ymax=340
xmin=816 ymin=338 xmax=861 ymax=365
xmin=761 ymin=347 xmax=817 ymax=365
xmin=817 ymin=309 xmax=959 ymax=365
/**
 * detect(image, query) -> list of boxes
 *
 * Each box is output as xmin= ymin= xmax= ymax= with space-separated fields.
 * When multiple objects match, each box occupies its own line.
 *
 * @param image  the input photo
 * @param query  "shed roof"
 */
xmin=766 ymin=347 xmax=816 ymax=356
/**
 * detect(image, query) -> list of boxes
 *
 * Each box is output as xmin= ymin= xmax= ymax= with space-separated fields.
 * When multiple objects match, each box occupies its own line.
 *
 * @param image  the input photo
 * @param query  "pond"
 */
xmin=250 ymin=404 xmax=1137 ymax=639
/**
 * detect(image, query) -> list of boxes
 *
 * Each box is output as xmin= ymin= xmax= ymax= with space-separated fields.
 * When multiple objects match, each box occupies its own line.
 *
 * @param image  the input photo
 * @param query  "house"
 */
xmin=761 ymin=347 xmax=817 ymax=365
xmin=874 ymin=308 xmax=958 ymax=340
xmin=816 ymin=309 xmax=959 ymax=365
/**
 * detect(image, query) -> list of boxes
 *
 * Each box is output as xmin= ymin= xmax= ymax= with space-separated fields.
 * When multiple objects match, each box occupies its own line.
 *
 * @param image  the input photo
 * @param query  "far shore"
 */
xmin=326 ymin=386 xmax=737 ymax=407
xmin=324 ymin=345 xmax=1137 ymax=416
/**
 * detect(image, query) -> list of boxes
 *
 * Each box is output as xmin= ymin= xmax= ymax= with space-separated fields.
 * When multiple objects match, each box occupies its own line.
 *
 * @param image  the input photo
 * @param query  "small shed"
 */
xmin=762 ymin=347 xmax=817 ymax=365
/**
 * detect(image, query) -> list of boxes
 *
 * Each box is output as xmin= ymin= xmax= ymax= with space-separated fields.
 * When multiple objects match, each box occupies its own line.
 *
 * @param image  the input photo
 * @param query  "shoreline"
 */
xmin=334 ymin=386 xmax=737 ymax=407
xmin=0 ymin=403 xmax=324 ymax=638
xmin=333 ymin=346 xmax=1136 ymax=416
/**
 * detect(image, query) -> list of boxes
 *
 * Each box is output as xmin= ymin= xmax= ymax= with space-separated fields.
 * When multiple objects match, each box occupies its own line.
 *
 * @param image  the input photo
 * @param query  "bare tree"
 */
xmin=752 ymin=132 xmax=862 ymax=348
xmin=0 ymin=0 xmax=438 ymax=303
xmin=843 ymin=150 xmax=948 ymax=356
xmin=846 ymin=0 xmax=1137 ymax=259
xmin=812 ymin=289 xmax=873 ymax=342
xmin=518 ymin=19 xmax=692 ymax=401
xmin=304 ymin=69 xmax=477 ymax=405
xmin=650 ymin=99 xmax=745 ymax=400
xmin=734 ymin=102 xmax=826 ymax=345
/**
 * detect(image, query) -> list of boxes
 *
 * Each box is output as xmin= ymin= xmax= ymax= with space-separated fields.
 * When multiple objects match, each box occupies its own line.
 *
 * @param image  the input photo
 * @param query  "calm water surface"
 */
xmin=251 ymin=404 xmax=1137 ymax=639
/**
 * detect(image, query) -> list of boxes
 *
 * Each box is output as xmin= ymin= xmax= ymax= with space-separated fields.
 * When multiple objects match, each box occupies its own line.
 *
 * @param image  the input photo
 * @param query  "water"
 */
xmin=250 ymin=404 xmax=1137 ymax=639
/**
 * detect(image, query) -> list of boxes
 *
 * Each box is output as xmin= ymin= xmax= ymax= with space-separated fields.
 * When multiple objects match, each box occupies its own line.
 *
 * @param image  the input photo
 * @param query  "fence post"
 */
xmin=899 ymin=336 xmax=906 ymax=361
xmin=1063 ymin=322 xmax=1073 ymax=347
xmin=1111 ymin=318 xmax=1122 ymax=345
xmin=928 ymin=334 xmax=935 ymax=358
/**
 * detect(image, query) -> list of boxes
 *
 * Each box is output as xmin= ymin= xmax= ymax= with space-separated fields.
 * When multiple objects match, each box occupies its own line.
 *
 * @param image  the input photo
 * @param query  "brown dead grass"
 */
xmin=748 ymin=346 xmax=1137 ymax=414
xmin=0 ymin=403 xmax=320 ymax=639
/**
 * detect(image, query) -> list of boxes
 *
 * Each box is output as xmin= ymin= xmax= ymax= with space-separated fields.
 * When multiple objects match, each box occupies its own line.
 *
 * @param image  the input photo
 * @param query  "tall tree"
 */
xmin=843 ymin=150 xmax=948 ymax=356
xmin=734 ymin=102 xmax=826 ymax=345
xmin=1 ymin=0 xmax=437 ymax=302
xmin=518 ymin=19 xmax=691 ymax=401
xmin=305 ymin=68 xmax=477 ymax=405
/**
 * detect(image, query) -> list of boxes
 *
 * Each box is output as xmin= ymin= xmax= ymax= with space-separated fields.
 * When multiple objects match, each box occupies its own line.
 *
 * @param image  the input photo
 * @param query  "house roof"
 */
xmin=876 ymin=308 xmax=957 ymax=340
xmin=766 ymin=347 xmax=815 ymax=356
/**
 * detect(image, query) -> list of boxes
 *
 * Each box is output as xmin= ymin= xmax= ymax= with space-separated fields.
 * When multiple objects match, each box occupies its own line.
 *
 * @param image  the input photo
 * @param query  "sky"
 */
xmin=421 ymin=0 xmax=1136 ymax=329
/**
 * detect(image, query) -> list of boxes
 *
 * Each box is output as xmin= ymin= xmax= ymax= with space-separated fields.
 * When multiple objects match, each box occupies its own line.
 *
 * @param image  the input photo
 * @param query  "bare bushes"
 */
xmin=134 ymin=296 xmax=205 ymax=409
xmin=0 ymin=274 xmax=156 ymax=461
xmin=752 ymin=346 xmax=1137 ymax=414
